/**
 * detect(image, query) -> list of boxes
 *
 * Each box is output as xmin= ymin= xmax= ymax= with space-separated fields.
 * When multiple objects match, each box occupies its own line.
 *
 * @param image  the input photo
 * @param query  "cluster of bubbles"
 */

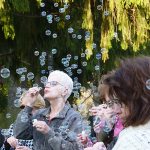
xmin=41 ymin=1 xmax=70 ymax=26
xmin=93 ymin=114 xmax=118 ymax=133
xmin=0 ymin=1 xmax=104 ymax=123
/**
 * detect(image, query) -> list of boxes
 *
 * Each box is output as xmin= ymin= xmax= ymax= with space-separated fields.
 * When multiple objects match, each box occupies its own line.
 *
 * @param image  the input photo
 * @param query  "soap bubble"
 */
xmin=82 ymin=61 xmax=87 ymax=66
xmin=59 ymin=8 xmax=65 ymax=13
xmin=92 ymin=43 xmax=97 ymax=49
xmin=65 ymin=15 xmax=70 ymax=20
xmin=97 ymin=5 xmax=102 ymax=10
xmin=77 ymin=35 xmax=82 ymax=39
xmin=96 ymin=53 xmax=101 ymax=60
xmin=103 ymin=121 xmax=112 ymax=133
xmin=72 ymin=34 xmax=76 ymax=38
xmin=48 ymin=66 xmax=53 ymax=71
xmin=74 ymin=92 xmax=79 ymax=98
xmin=71 ymin=64 xmax=78 ymax=69
xmin=42 ymin=52 xmax=47 ymax=57
xmin=16 ymin=68 xmax=23 ymax=75
xmin=54 ymin=3 xmax=59 ymax=7
xmin=52 ymin=33 xmax=57 ymax=38
xmin=61 ymin=58 xmax=67 ymax=64
xmin=66 ymin=54 xmax=71 ymax=59
xmin=85 ymin=35 xmax=90 ymax=41
xmin=68 ymin=27 xmax=74 ymax=33
xmin=85 ymin=31 xmax=90 ymax=36
xmin=41 ymin=11 xmax=46 ymax=16
xmin=48 ymin=20 xmax=53 ymax=24
xmin=104 ymin=11 xmax=109 ymax=16
xmin=146 ymin=79 xmax=150 ymax=90
xmin=41 ymin=76 xmax=47 ymax=84
xmin=74 ymin=56 xmax=78 ymax=60
xmin=81 ymin=53 xmax=85 ymax=58
xmin=1 ymin=68 xmax=10 ymax=78
xmin=27 ymin=72 xmax=34 ymax=80
xmin=21 ymin=112 xmax=29 ymax=123
xmin=39 ymin=55 xmax=45 ymax=61
xmin=33 ymin=83 xmax=39 ymax=87
xmin=77 ymin=69 xmax=82 ymax=74
xmin=6 ymin=113 xmax=11 ymax=119
xmin=114 ymin=32 xmax=118 ymax=38
xmin=22 ymin=67 xmax=27 ymax=73
xmin=63 ymin=61 xmax=69 ymax=67
xmin=64 ymin=4 xmax=69 ymax=9
xmin=95 ymin=65 xmax=100 ymax=71
xmin=14 ymin=99 xmax=20 ymax=108
xmin=75 ymin=82 xmax=82 ymax=89
xmin=40 ymin=2 xmax=45 ymax=7
xmin=16 ymin=87 xmax=22 ymax=93
xmin=41 ymin=70 xmax=45 ymax=75
xmin=40 ymin=60 xmax=45 ymax=66
xmin=47 ymin=14 xmax=53 ymax=20
xmin=101 ymin=48 xmax=106 ymax=53
xmin=20 ymin=75 xmax=25 ymax=82
xmin=1 ymin=129 xmax=9 ymax=136
xmin=74 ymin=77 xmax=78 ymax=81
xmin=55 ymin=17 xmax=60 ymax=22
xmin=68 ymin=71 xmax=73 ymax=77
xmin=52 ymin=49 xmax=57 ymax=54
xmin=16 ymin=92 xmax=22 ymax=98
xmin=45 ymin=30 xmax=51 ymax=36
xmin=34 ymin=51 xmax=39 ymax=56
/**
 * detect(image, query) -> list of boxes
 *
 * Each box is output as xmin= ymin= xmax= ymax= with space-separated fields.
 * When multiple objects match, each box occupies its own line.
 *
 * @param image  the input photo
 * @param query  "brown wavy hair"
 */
xmin=103 ymin=56 xmax=150 ymax=127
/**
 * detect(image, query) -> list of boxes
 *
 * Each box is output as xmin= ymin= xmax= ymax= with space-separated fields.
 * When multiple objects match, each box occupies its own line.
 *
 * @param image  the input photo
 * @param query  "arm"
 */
xmin=13 ymin=106 xmax=33 ymax=140
xmin=13 ymin=87 xmax=41 ymax=140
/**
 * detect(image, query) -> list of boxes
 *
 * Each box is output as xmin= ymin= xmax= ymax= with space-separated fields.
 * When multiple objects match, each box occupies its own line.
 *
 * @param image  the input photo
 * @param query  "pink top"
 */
xmin=113 ymin=118 xmax=124 ymax=137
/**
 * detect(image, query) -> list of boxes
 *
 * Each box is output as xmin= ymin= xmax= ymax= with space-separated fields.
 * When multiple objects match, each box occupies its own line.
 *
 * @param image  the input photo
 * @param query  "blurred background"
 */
xmin=0 ymin=0 xmax=150 ymax=127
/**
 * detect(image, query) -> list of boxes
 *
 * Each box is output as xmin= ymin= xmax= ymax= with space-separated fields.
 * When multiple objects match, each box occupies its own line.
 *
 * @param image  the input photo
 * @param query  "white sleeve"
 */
xmin=112 ymin=129 xmax=150 ymax=150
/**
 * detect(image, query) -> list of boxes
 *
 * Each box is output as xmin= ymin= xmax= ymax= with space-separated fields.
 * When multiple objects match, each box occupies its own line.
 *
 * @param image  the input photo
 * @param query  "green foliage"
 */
xmin=0 ymin=85 xmax=8 ymax=112
xmin=10 ymin=0 xmax=30 ymax=12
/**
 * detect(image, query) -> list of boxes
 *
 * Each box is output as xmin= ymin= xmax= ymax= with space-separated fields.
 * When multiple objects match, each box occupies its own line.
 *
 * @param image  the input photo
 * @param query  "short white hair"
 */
xmin=48 ymin=70 xmax=73 ymax=100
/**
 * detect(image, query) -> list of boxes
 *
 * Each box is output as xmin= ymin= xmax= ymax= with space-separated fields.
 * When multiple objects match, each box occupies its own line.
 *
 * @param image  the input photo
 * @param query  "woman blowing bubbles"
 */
xmin=103 ymin=56 xmax=150 ymax=149
xmin=13 ymin=70 xmax=83 ymax=150
xmin=85 ymin=56 xmax=150 ymax=150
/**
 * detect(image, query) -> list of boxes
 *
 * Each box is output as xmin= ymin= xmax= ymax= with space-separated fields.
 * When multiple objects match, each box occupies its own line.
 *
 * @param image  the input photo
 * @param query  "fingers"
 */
xmin=33 ymin=120 xmax=50 ymax=134
xmin=15 ymin=146 xmax=31 ymax=150
xmin=28 ymin=87 xmax=39 ymax=96
xmin=7 ymin=136 xmax=18 ymax=148
xmin=77 ymin=133 xmax=88 ymax=145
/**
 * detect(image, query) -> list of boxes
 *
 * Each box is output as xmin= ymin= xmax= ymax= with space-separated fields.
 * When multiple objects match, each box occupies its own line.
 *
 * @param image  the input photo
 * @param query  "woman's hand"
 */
xmin=7 ymin=136 xmax=18 ymax=148
xmin=77 ymin=132 xmax=88 ymax=146
xmin=23 ymin=87 xmax=40 ymax=107
xmin=33 ymin=120 xmax=50 ymax=134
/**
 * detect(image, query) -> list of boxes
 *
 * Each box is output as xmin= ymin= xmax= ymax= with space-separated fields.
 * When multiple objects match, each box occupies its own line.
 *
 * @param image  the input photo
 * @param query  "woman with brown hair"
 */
xmin=103 ymin=56 xmax=150 ymax=149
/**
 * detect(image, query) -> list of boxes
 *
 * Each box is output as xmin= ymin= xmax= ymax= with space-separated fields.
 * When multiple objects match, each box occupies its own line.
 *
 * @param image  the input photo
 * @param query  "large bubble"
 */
xmin=0 ymin=68 xmax=10 ymax=78
xmin=27 ymin=72 xmax=34 ymax=80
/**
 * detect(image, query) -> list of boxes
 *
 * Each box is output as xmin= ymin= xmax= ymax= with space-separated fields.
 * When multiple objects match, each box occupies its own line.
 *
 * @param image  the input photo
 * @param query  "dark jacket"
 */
xmin=0 ymin=129 xmax=5 ymax=148
xmin=13 ymin=103 xmax=83 ymax=150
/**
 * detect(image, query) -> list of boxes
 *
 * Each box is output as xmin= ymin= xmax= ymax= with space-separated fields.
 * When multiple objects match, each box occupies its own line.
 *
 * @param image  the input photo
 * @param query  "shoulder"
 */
xmin=113 ymin=126 xmax=150 ymax=150
xmin=67 ymin=107 xmax=82 ymax=120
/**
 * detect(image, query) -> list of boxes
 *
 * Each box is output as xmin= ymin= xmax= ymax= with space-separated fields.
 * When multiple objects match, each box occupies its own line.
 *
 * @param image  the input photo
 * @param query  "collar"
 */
xmin=42 ymin=102 xmax=71 ymax=119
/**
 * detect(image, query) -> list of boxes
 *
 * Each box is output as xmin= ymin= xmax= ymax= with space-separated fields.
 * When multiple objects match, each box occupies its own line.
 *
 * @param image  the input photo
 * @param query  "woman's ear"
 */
xmin=61 ymin=87 xmax=68 ymax=98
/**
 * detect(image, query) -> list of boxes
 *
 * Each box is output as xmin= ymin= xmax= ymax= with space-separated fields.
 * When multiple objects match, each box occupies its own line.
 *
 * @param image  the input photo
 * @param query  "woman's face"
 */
xmin=44 ymin=75 xmax=66 ymax=101
xmin=105 ymin=94 xmax=129 ymax=123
